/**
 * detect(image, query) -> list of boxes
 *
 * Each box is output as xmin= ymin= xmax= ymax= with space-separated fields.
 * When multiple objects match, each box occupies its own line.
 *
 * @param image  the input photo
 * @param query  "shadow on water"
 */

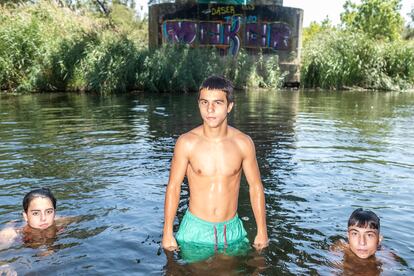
xmin=163 ymin=248 xmax=269 ymax=276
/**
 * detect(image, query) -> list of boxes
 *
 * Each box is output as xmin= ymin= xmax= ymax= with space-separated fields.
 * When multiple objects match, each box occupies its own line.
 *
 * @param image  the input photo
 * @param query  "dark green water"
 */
xmin=0 ymin=90 xmax=413 ymax=275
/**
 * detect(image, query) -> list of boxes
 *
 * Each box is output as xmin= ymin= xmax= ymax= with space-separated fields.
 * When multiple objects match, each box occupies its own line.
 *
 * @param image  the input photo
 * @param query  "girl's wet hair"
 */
xmin=199 ymin=75 xmax=234 ymax=103
xmin=348 ymin=208 xmax=380 ymax=231
xmin=23 ymin=188 xmax=57 ymax=213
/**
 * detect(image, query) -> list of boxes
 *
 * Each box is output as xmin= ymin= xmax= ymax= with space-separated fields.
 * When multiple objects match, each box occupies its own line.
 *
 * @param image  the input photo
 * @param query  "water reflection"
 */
xmin=0 ymin=91 xmax=413 ymax=274
xmin=163 ymin=249 xmax=268 ymax=275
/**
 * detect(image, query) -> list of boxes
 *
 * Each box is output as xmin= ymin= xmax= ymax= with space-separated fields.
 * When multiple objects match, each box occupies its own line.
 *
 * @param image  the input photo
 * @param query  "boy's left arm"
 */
xmin=242 ymin=137 xmax=268 ymax=249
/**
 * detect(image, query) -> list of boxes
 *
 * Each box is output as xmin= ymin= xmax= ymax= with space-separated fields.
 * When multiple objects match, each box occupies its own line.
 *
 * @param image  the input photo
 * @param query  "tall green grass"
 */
xmin=301 ymin=30 xmax=414 ymax=90
xmin=0 ymin=1 xmax=284 ymax=93
xmin=137 ymin=46 xmax=284 ymax=92
xmin=0 ymin=1 xmax=103 ymax=92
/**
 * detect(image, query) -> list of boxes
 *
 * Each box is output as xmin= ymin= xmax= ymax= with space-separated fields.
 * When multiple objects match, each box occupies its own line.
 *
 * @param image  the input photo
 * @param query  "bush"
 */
xmin=301 ymin=29 xmax=414 ymax=90
xmin=0 ymin=11 xmax=43 ymax=91
xmin=135 ymin=45 xmax=284 ymax=93
xmin=80 ymin=32 xmax=143 ymax=93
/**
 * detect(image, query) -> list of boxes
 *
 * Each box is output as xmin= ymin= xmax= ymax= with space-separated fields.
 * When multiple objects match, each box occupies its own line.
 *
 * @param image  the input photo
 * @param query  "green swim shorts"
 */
xmin=176 ymin=210 xmax=251 ymax=263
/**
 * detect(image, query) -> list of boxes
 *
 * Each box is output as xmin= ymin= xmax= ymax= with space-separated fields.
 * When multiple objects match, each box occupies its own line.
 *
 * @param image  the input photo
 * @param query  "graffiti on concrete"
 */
xmin=162 ymin=17 xmax=292 ymax=55
xmin=163 ymin=21 xmax=198 ymax=44
xmin=245 ymin=21 xmax=291 ymax=49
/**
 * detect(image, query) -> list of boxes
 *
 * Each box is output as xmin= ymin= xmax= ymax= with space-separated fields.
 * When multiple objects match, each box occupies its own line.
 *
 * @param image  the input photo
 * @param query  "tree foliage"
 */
xmin=302 ymin=17 xmax=335 ymax=47
xmin=341 ymin=0 xmax=404 ymax=41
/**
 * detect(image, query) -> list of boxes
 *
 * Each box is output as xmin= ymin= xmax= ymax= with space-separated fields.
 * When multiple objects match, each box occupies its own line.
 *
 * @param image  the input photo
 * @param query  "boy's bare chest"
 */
xmin=188 ymin=141 xmax=242 ymax=176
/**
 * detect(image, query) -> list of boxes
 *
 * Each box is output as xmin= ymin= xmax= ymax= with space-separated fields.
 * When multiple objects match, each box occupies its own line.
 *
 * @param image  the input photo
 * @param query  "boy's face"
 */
xmin=198 ymin=89 xmax=233 ymax=128
xmin=347 ymin=225 xmax=381 ymax=259
xmin=23 ymin=197 xmax=55 ymax=230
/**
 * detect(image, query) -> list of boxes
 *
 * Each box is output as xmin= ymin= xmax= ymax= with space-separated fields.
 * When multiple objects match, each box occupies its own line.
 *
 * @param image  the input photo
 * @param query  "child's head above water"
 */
xmin=347 ymin=208 xmax=382 ymax=259
xmin=22 ymin=188 xmax=57 ymax=230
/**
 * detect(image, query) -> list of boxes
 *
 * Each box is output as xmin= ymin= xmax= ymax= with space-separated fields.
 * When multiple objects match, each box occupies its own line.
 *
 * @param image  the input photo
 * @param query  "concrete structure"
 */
xmin=148 ymin=0 xmax=303 ymax=85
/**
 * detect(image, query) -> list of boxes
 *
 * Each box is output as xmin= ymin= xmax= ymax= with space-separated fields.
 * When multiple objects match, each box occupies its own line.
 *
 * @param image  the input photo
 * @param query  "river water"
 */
xmin=0 ymin=90 xmax=413 ymax=275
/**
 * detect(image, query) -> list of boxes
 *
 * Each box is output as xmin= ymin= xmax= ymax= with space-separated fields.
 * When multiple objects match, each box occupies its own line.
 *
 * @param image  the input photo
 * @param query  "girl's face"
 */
xmin=23 ymin=197 xmax=55 ymax=230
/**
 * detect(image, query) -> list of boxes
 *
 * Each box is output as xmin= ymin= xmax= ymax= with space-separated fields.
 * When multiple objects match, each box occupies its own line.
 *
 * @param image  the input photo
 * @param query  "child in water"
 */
xmin=346 ymin=208 xmax=382 ymax=259
xmin=330 ymin=208 xmax=400 ymax=275
xmin=0 ymin=188 xmax=62 ymax=250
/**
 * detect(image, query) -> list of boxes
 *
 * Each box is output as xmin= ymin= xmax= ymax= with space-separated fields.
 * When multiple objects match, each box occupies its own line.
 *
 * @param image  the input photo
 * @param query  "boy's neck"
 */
xmin=202 ymin=121 xmax=229 ymax=140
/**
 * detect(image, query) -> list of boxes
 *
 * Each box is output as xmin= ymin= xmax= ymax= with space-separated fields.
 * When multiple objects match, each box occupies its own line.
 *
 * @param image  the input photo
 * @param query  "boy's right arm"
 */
xmin=162 ymin=136 xmax=189 ymax=250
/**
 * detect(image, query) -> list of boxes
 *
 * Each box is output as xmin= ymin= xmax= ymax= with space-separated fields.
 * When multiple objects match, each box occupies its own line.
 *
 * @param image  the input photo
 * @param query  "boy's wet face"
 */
xmin=198 ymin=89 xmax=233 ymax=128
xmin=23 ymin=197 xmax=55 ymax=230
xmin=347 ymin=225 xmax=380 ymax=259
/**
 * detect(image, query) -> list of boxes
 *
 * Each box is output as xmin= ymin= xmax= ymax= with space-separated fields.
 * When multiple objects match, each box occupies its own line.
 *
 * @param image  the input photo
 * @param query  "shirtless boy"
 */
xmin=162 ymin=76 xmax=268 ymax=257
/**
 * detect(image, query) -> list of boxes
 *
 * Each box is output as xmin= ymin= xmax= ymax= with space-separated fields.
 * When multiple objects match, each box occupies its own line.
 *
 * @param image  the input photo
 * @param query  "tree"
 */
xmin=341 ymin=0 xmax=404 ymax=41
xmin=302 ymin=17 xmax=335 ymax=47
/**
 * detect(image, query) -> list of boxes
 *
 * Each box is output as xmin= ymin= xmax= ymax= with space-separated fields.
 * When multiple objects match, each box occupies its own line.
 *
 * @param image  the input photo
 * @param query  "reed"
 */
xmin=301 ymin=29 xmax=414 ymax=90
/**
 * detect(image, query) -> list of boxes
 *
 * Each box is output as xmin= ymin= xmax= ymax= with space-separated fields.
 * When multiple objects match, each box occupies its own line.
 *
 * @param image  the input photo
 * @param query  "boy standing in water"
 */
xmin=162 ymin=76 xmax=268 ymax=258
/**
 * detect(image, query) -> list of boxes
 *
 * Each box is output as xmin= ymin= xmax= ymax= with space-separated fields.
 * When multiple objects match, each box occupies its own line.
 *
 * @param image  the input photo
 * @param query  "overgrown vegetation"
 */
xmin=302 ymin=30 xmax=414 ymax=90
xmin=1 ymin=0 xmax=413 ymax=93
xmin=0 ymin=1 xmax=284 ymax=93
xmin=301 ymin=0 xmax=414 ymax=91
xmin=341 ymin=0 xmax=404 ymax=41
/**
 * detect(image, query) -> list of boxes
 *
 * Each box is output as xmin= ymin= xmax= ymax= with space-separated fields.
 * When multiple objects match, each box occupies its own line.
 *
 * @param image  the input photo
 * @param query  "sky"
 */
xmin=283 ymin=0 xmax=414 ymax=27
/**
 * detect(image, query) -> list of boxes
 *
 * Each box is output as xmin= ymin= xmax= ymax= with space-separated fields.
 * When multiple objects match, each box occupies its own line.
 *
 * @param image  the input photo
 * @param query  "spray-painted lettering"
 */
xmin=211 ymin=6 xmax=236 ymax=16
xmin=224 ymin=15 xmax=257 ymax=24
xmin=162 ymin=18 xmax=292 ymax=55
xmin=163 ymin=21 xmax=197 ymax=44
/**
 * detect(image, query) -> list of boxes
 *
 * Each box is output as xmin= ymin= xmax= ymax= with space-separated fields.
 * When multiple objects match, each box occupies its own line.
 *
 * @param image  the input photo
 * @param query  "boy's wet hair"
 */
xmin=23 ymin=188 xmax=57 ymax=213
xmin=348 ymin=208 xmax=380 ymax=231
xmin=199 ymin=75 xmax=234 ymax=104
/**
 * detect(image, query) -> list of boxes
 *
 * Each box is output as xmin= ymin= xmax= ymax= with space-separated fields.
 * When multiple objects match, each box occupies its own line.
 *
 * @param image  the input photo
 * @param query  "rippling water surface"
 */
xmin=0 ymin=91 xmax=413 ymax=275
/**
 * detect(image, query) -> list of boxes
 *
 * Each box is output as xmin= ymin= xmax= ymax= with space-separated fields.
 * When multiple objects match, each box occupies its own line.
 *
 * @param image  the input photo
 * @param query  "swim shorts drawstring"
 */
xmin=213 ymin=224 xmax=228 ymax=251
xmin=224 ymin=224 xmax=227 ymax=248
xmin=214 ymin=225 xmax=218 ymax=251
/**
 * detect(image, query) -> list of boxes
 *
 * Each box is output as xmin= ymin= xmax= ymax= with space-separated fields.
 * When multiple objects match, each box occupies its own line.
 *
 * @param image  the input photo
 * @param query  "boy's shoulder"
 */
xmin=229 ymin=126 xmax=251 ymax=140
xmin=178 ymin=126 xmax=203 ymax=143
xmin=330 ymin=239 xmax=348 ymax=253
xmin=0 ymin=226 xmax=19 ymax=250
xmin=228 ymin=127 xmax=255 ymax=150
xmin=173 ymin=127 xmax=203 ymax=154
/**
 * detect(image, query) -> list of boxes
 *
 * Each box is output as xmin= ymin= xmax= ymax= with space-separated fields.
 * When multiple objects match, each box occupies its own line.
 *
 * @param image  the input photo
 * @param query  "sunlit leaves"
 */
xmin=341 ymin=0 xmax=404 ymax=41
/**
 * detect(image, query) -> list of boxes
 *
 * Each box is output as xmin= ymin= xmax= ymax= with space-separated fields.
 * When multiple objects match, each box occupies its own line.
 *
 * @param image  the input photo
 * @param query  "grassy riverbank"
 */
xmin=0 ymin=1 xmax=413 ymax=93
xmin=301 ymin=29 xmax=414 ymax=91
xmin=0 ymin=1 xmax=283 ymax=93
